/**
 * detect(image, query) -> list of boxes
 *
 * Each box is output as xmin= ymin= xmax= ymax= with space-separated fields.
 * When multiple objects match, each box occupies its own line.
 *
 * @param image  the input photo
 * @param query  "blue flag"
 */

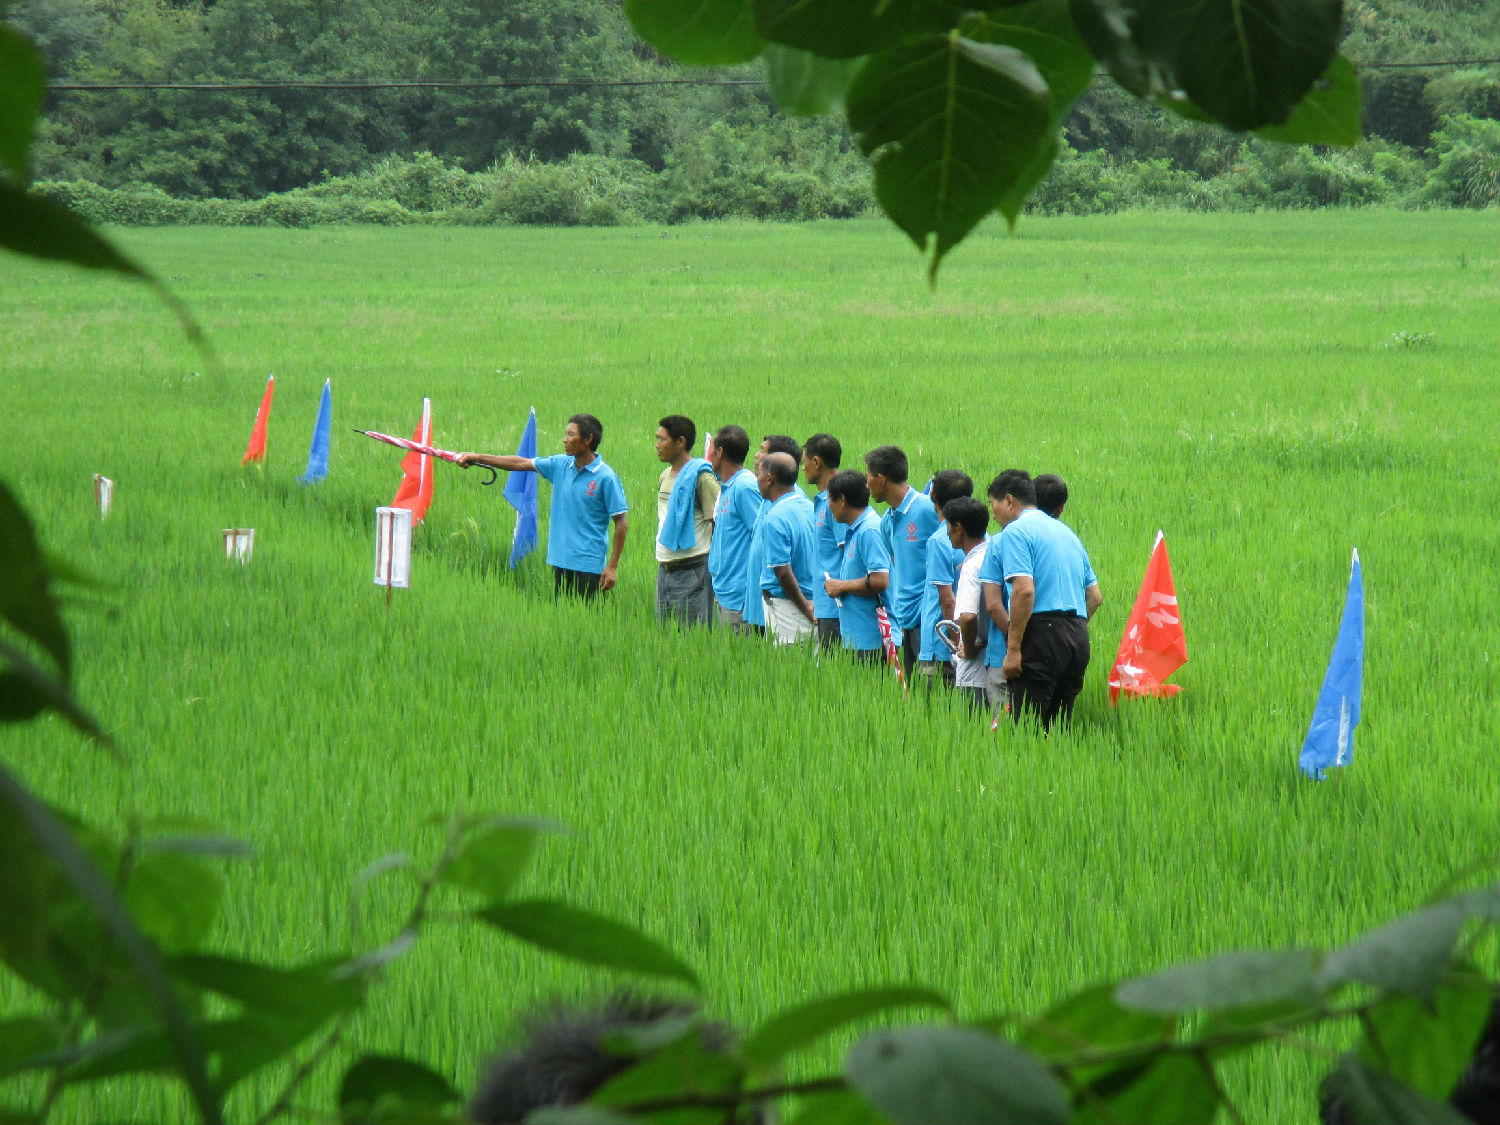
xmin=299 ymin=379 xmax=331 ymax=484
xmin=1299 ymin=549 xmax=1364 ymax=780
xmin=505 ymin=407 xmax=539 ymax=568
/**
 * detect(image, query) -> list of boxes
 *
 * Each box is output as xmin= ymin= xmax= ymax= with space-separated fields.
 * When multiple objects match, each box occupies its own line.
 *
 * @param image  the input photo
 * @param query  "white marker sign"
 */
xmin=374 ymin=506 xmax=412 ymax=589
xmin=222 ymin=528 xmax=255 ymax=563
xmin=93 ymin=475 xmax=114 ymax=517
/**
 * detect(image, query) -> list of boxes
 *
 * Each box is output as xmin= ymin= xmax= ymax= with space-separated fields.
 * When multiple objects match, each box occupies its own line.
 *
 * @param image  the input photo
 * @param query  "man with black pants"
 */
xmin=992 ymin=469 xmax=1102 ymax=731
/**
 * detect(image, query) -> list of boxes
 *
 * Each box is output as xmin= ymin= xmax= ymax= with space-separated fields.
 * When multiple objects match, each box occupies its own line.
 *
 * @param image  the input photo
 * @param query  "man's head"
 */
xmin=863 ymin=445 xmax=909 ymax=503
xmin=802 ymin=433 xmax=842 ymax=486
xmin=564 ymin=413 xmax=603 ymax=456
xmin=1035 ymin=473 xmax=1068 ymax=519
xmin=928 ymin=469 xmax=973 ymax=518
xmin=656 ymin=415 xmax=695 ymax=465
xmin=756 ymin=452 xmax=799 ymax=500
xmin=709 ymin=425 xmax=749 ymax=475
xmin=826 ymin=469 xmax=869 ymax=525
xmin=987 ymin=469 xmax=1036 ymax=529
xmin=944 ymin=496 xmax=989 ymax=549
xmin=757 ymin=434 xmax=801 ymax=471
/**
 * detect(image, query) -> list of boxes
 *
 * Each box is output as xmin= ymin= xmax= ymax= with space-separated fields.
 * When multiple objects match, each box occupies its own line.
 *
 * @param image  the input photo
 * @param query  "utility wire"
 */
xmin=41 ymin=58 xmax=1500 ymax=91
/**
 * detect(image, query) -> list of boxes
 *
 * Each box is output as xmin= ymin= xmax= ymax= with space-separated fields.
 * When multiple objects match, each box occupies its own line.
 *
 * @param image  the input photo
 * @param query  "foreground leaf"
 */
xmin=846 ymin=34 xmax=1052 ymax=280
xmin=742 ymin=985 xmax=950 ymax=1068
xmin=0 ymin=477 xmax=70 ymax=716
xmin=1257 ymin=54 xmax=1361 ymax=147
xmin=1073 ymin=1052 xmax=1219 ymax=1125
xmin=0 ymin=1018 xmax=62 ymax=1077
xmin=763 ymin=45 xmax=863 ymax=116
xmin=1018 ymin=981 xmax=1171 ymax=1063
xmin=1356 ymin=979 xmax=1494 ymax=1101
xmin=476 ymin=900 xmax=699 ymax=987
xmin=439 ymin=818 xmax=555 ymax=905
xmin=624 ymin=0 xmax=764 ymax=66
xmin=846 ymin=1026 xmax=1068 ymax=1125
xmin=170 ymin=954 xmax=365 ymax=1021
xmin=0 ymin=25 xmax=45 ymax=181
xmin=339 ymin=1054 xmax=459 ymax=1125
xmin=1115 ymin=949 xmax=1320 ymax=1014
xmin=1317 ymin=903 xmax=1465 ymax=998
xmin=754 ymin=0 xmax=959 ymax=59
xmin=125 ymin=854 xmax=223 ymax=954
xmin=1321 ymin=1053 xmax=1473 ymax=1125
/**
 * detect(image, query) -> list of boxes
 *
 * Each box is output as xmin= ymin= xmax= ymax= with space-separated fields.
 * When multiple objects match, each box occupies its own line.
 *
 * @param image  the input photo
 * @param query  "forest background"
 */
xmin=8 ymin=0 xmax=1500 ymax=227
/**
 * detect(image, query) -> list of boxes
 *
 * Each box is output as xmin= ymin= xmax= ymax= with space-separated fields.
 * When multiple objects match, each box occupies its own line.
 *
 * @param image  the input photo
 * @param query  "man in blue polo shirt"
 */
xmin=744 ymin=452 xmax=817 ymax=644
xmin=991 ymin=468 xmax=1102 ymax=731
xmin=916 ymin=469 xmax=972 ymax=694
xmin=458 ymin=413 xmax=628 ymax=599
xmin=823 ymin=470 xmax=891 ymax=664
xmin=801 ymin=432 xmax=845 ymax=648
xmin=865 ymin=445 xmax=939 ymax=681
xmin=706 ymin=424 xmax=763 ymax=634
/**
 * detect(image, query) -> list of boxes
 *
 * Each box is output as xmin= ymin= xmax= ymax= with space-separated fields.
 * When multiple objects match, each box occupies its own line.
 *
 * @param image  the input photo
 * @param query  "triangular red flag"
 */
xmin=1108 ymin=530 xmax=1188 ymax=704
xmin=241 ymin=375 xmax=275 ymax=465
xmin=390 ymin=397 xmax=434 ymax=524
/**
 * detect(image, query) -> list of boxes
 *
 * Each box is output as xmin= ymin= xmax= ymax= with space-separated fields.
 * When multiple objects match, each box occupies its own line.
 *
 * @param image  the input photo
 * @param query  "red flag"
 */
xmin=241 ymin=375 xmax=275 ymax=465
xmin=875 ymin=606 xmax=908 ymax=698
xmin=390 ymin=397 xmax=434 ymax=524
xmin=1108 ymin=530 xmax=1188 ymax=704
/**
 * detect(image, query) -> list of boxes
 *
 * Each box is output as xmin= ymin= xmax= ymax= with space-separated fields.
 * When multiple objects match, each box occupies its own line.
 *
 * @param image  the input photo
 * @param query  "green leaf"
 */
xmin=590 ymin=1028 xmax=742 ymax=1120
xmin=742 ymin=986 xmax=950 ymax=1068
xmin=624 ymin=0 xmax=764 ymax=65
xmin=786 ymin=1088 xmax=884 ymax=1125
xmin=0 ymin=638 xmax=106 ymax=739
xmin=1317 ymin=903 xmax=1465 ymax=998
xmin=0 ymin=182 xmax=148 ymax=277
xmin=1114 ymin=949 xmax=1320 ymax=1014
xmin=1452 ymin=883 xmax=1500 ymax=923
xmin=528 ymin=1107 xmax=639 ymax=1125
xmin=1257 ymin=54 xmax=1361 ymax=147
xmin=754 ymin=0 xmax=960 ymax=59
xmin=1357 ymin=979 xmax=1494 ymax=1101
xmin=845 ymin=1026 xmax=1068 ymax=1125
xmin=0 ymin=477 xmax=70 ymax=690
xmin=846 ymin=34 xmax=1053 ymax=281
xmin=0 ymin=1017 xmax=62 ymax=1077
xmin=1321 ymin=1053 xmax=1474 ymax=1125
xmin=140 ymin=835 xmax=253 ymax=859
xmin=1120 ymin=0 xmax=1342 ymax=132
xmin=339 ymin=1055 xmax=459 ymax=1125
xmin=0 ymin=25 xmax=44 ymax=181
xmin=169 ymin=954 xmax=365 ymax=1021
xmin=1073 ymin=1053 xmax=1219 ymax=1125
xmin=1017 ymin=982 xmax=1170 ymax=1063
xmin=124 ymin=854 xmax=223 ymax=954
xmin=439 ymin=818 xmax=555 ymax=905
xmin=476 ymin=900 xmax=699 ymax=988
xmin=763 ymin=45 xmax=863 ymax=115
xmin=0 ymin=1106 xmax=40 ymax=1124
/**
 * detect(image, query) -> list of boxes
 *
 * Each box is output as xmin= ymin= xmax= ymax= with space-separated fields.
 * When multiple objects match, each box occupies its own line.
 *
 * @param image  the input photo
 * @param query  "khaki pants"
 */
xmin=764 ymin=596 xmax=815 ymax=645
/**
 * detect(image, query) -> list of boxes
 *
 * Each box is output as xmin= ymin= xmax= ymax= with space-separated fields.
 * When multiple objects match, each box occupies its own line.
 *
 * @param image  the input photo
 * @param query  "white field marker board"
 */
xmin=93 ymin=475 xmax=114 ymax=517
xmin=222 ymin=528 xmax=254 ymax=563
xmin=374 ymin=506 xmax=412 ymax=589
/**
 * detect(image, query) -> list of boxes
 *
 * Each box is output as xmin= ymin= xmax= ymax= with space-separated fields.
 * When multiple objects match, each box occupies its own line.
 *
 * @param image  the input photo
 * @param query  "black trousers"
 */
xmin=1011 ymin=612 xmax=1090 ymax=731
xmin=900 ymin=626 xmax=920 ymax=682
xmin=553 ymin=566 xmax=602 ymax=600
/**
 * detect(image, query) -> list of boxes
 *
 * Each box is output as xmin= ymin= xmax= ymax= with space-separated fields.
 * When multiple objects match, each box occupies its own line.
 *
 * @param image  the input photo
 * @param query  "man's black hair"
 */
xmin=763 ymin=434 xmax=802 ymax=463
xmin=987 ymin=469 xmax=1035 ymax=506
xmin=712 ymin=425 xmax=750 ymax=465
xmin=470 ymin=994 xmax=741 ymax=1124
xmin=944 ymin=496 xmax=990 ymax=540
xmin=763 ymin=452 xmax=799 ymax=488
xmin=568 ymin=413 xmax=603 ymax=452
xmin=827 ymin=470 xmax=869 ymax=508
xmin=864 ymin=445 xmax=909 ymax=484
xmin=803 ymin=433 xmax=842 ymax=469
xmin=929 ymin=469 xmax=973 ymax=511
xmin=1035 ymin=473 xmax=1068 ymax=519
xmin=658 ymin=414 xmax=696 ymax=451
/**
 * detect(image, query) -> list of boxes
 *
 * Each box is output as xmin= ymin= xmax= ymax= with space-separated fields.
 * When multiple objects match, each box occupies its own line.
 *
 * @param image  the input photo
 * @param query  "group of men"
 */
xmin=457 ymin=413 xmax=1102 ymax=730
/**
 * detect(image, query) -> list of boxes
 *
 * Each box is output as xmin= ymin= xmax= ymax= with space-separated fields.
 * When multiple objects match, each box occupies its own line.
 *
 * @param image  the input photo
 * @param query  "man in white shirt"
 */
xmin=943 ymin=497 xmax=992 ymax=718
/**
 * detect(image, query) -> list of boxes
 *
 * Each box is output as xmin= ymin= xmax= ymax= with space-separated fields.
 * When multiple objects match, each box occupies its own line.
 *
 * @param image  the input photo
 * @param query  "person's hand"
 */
xmin=454 ymin=452 xmax=476 ymax=467
xmin=600 ymin=565 xmax=617 ymax=592
xmin=1002 ymin=647 xmax=1022 ymax=680
xmin=823 ymin=575 xmax=841 ymax=597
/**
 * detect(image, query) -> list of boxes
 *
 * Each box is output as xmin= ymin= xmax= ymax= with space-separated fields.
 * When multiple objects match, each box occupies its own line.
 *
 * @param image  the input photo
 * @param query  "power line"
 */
xmin=42 ymin=58 xmax=1500 ymax=92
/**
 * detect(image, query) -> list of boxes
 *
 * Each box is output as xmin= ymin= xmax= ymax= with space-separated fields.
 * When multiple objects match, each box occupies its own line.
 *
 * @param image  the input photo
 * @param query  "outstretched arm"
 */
xmin=456 ymin=452 xmax=536 ymax=472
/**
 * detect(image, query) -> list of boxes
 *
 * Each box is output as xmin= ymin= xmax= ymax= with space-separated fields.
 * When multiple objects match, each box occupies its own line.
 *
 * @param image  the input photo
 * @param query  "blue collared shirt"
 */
xmin=999 ymin=508 xmax=1098 ymax=616
xmin=881 ymin=487 xmax=940 ymax=631
xmin=838 ymin=508 xmax=892 ymax=652
xmin=532 ymin=453 xmax=628 ymax=573
xmin=811 ymin=488 xmax=845 ymax=620
xmin=748 ymin=489 xmax=817 ymax=607
xmin=707 ymin=468 xmax=762 ymax=612
xmin=919 ymin=524 xmax=965 ymax=662
xmin=977 ymin=537 xmax=1010 ymax=667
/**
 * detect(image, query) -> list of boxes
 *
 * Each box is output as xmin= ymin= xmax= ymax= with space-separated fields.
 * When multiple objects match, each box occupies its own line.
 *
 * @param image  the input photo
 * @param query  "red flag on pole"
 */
xmin=241 ymin=375 xmax=275 ymax=465
xmin=1109 ymin=531 xmax=1187 ymax=703
xmin=875 ymin=605 xmax=908 ymax=698
xmin=391 ymin=397 xmax=434 ymax=524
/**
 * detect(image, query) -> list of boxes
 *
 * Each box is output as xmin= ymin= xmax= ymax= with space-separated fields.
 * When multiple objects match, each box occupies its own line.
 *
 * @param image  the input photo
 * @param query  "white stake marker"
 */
xmin=374 ymin=507 xmax=412 ymax=589
xmin=93 ymin=475 xmax=114 ymax=518
xmin=222 ymin=528 xmax=254 ymax=563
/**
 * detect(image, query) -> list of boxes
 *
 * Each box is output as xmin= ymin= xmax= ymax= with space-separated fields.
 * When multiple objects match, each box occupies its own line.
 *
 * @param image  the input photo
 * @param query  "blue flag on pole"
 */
xmin=505 ymin=407 xmax=539 ymax=568
xmin=299 ymin=379 xmax=331 ymax=484
xmin=1299 ymin=549 xmax=1364 ymax=780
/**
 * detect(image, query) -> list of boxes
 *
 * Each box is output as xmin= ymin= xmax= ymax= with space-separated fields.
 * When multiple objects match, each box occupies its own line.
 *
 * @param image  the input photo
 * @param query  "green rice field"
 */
xmin=2 ymin=209 xmax=1498 ymax=1122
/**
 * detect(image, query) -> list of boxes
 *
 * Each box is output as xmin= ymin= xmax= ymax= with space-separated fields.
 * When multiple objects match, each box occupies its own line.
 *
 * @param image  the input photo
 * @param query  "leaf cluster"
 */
xmin=624 ymin=0 xmax=1367 ymax=277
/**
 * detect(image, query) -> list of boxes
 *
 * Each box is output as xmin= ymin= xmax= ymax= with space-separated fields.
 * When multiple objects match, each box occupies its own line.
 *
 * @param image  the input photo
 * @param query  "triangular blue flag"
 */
xmin=299 ymin=379 xmax=332 ymax=485
xmin=1299 ymin=549 xmax=1364 ymax=780
xmin=504 ymin=407 xmax=539 ymax=568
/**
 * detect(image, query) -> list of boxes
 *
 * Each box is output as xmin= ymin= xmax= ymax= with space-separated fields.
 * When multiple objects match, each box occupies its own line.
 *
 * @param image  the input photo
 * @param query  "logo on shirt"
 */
xmin=585 ymin=480 xmax=599 ymax=498
xmin=906 ymin=521 xmax=918 ymax=541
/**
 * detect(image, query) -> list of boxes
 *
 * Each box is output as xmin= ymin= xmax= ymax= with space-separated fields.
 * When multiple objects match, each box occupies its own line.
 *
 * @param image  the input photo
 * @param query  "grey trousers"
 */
xmin=656 ymin=559 xmax=712 ymax=626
